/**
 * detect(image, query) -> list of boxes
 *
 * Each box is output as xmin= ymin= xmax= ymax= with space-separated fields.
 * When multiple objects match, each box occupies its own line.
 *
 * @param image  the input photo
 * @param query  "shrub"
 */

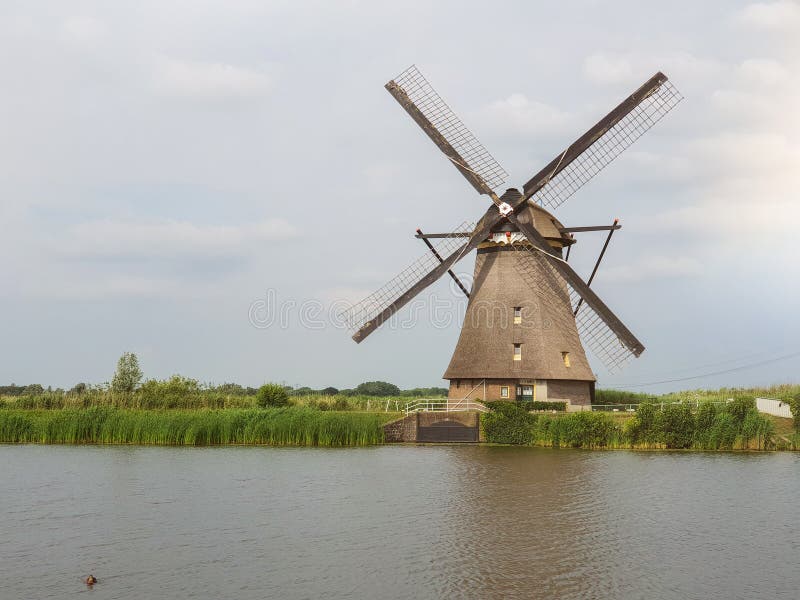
xmin=521 ymin=401 xmax=567 ymax=412
xmin=625 ymin=402 xmax=659 ymax=446
xmin=655 ymin=403 xmax=695 ymax=449
xmin=481 ymin=401 xmax=536 ymax=444
xmin=551 ymin=412 xmax=618 ymax=448
xmin=725 ymin=397 xmax=754 ymax=425
xmin=138 ymin=376 xmax=202 ymax=409
xmin=694 ymin=402 xmax=717 ymax=447
xmin=709 ymin=412 xmax=739 ymax=450
xmin=741 ymin=410 xmax=774 ymax=449
xmin=256 ymin=383 xmax=290 ymax=408
xmin=789 ymin=394 xmax=800 ymax=430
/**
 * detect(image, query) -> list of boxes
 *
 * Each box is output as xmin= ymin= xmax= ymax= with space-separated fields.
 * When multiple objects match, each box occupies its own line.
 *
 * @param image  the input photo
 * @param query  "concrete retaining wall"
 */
xmin=756 ymin=397 xmax=794 ymax=419
xmin=383 ymin=412 xmax=483 ymax=442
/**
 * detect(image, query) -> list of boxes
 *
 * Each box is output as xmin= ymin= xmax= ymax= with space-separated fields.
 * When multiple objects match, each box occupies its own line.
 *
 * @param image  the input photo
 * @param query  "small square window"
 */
xmin=513 ymin=306 xmax=522 ymax=324
xmin=500 ymin=386 xmax=509 ymax=398
xmin=562 ymin=351 xmax=571 ymax=367
xmin=514 ymin=343 xmax=522 ymax=361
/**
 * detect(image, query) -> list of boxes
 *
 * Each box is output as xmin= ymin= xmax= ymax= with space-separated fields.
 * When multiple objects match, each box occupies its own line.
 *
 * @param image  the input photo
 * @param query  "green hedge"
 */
xmin=481 ymin=398 xmax=776 ymax=450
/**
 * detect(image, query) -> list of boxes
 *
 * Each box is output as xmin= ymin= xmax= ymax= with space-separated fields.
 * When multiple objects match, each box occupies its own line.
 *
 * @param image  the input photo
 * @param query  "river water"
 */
xmin=1 ymin=445 xmax=798 ymax=599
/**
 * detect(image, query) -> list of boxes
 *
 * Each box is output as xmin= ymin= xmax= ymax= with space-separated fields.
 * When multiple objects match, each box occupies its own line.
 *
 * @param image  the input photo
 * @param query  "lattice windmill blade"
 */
xmin=504 ymin=205 xmax=644 ymax=363
xmin=510 ymin=243 xmax=639 ymax=373
xmin=386 ymin=65 xmax=508 ymax=197
xmin=342 ymin=221 xmax=476 ymax=341
xmin=569 ymin=286 xmax=637 ymax=373
xmin=522 ymin=73 xmax=683 ymax=210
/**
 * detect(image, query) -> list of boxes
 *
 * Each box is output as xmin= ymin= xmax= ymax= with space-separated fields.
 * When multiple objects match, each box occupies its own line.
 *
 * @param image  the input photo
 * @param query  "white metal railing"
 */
xmin=404 ymin=400 xmax=489 ymax=415
xmin=591 ymin=399 xmax=735 ymax=412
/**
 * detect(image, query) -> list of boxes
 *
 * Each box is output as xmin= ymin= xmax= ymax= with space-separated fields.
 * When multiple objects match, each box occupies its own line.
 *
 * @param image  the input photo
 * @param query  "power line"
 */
xmin=608 ymin=350 xmax=800 ymax=389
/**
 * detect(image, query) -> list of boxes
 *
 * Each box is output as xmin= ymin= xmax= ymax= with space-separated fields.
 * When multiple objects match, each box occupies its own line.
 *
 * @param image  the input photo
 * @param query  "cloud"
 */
xmin=59 ymin=16 xmax=108 ymax=47
xmin=60 ymin=217 xmax=297 ymax=261
xmin=583 ymin=51 xmax=725 ymax=87
xmin=475 ymin=93 xmax=573 ymax=137
xmin=601 ymin=255 xmax=704 ymax=283
xmin=153 ymin=56 xmax=273 ymax=102
xmin=738 ymin=58 xmax=790 ymax=86
xmin=735 ymin=1 xmax=800 ymax=30
xmin=583 ymin=53 xmax=635 ymax=85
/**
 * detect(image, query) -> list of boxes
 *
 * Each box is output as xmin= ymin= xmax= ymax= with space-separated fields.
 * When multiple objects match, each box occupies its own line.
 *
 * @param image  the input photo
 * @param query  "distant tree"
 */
xmin=0 ymin=384 xmax=26 ymax=397
xmin=23 ymin=384 xmax=44 ymax=396
xmin=213 ymin=383 xmax=247 ymax=396
xmin=256 ymin=383 xmax=290 ymax=408
xmin=111 ymin=352 xmax=143 ymax=394
xmin=321 ymin=387 xmax=339 ymax=396
xmin=291 ymin=387 xmax=315 ymax=396
xmin=401 ymin=387 xmax=448 ymax=398
xmin=70 ymin=382 xmax=88 ymax=395
xmin=354 ymin=381 xmax=401 ymax=397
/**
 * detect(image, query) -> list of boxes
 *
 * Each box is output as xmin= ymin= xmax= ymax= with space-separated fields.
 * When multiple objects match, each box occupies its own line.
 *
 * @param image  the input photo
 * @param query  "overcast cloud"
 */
xmin=1 ymin=0 xmax=798 ymax=392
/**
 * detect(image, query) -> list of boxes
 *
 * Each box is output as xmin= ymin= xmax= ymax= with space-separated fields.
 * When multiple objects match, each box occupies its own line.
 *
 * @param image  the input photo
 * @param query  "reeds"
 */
xmin=0 ymin=407 xmax=389 ymax=447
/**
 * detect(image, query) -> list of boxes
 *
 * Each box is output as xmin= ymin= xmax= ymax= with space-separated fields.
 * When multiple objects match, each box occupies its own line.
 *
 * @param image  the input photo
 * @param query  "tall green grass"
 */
xmin=0 ymin=391 xmax=422 ymax=412
xmin=0 ymin=407 xmax=392 ymax=447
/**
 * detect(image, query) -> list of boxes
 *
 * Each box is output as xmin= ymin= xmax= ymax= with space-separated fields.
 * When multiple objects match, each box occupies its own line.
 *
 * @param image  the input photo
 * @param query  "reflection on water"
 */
xmin=1 ymin=445 xmax=798 ymax=599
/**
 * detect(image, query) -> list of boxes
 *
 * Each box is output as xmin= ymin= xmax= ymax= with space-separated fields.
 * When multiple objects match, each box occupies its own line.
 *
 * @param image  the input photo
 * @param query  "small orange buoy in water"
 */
xmin=86 ymin=575 xmax=97 ymax=585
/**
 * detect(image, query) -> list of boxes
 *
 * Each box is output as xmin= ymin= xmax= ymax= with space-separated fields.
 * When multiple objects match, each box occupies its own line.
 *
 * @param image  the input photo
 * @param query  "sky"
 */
xmin=1 ymin=0 xmax=799 ymax=393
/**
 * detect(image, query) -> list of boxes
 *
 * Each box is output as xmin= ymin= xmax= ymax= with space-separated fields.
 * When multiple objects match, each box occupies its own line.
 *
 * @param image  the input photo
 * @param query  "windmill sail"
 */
xmin=342 ymin=221 xmax=475 ymax=339
xmin=511 ymin=243 xmax=638 ymax=373
xmin=523 ymin=74 xmax=682 ymax=210
xmin=386 ymin=65 xmax=508 ymax=195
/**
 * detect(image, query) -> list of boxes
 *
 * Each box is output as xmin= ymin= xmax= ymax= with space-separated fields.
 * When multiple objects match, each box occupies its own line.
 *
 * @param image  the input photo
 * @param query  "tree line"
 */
xmin=1 ymin=353 xmax=447 ymax=402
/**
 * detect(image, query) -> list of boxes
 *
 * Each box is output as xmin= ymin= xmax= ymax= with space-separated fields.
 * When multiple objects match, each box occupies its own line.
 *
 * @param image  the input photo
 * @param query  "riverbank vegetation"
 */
xmin=0 ymin=407 xmax=394 ymax=447
xmin=1 ymin=352 xmax=798 ymax=449
xmin=481 ymin=398 xmax=788 ymax=450
xmin=595 ymin=384 xmax=800 ymax=406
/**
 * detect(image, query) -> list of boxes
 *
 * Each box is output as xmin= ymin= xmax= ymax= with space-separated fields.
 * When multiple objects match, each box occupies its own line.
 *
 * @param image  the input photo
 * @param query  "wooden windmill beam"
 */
xmin=416 ymin=228 xmax=470 ymax=298
xmin=414 ymin=232 xmax=471 ymax=239
xmin=574 ymin=219 xmax=619 ymax=317
xmin=560 ymin=224 xmax=622 ymax=233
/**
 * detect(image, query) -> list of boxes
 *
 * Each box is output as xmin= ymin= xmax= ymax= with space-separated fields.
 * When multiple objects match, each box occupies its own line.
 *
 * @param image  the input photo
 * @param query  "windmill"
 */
xmin=344 ymin=66 xmax=682 ymax=405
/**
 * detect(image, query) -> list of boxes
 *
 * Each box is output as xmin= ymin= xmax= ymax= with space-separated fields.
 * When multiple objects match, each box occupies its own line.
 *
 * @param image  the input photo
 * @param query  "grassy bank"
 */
xmin=0 ymin=390 xmax=424 ymax=412
xmin=595 ymin=384 xmax=800 ymax=405
xmin=0 ymin=407 xmax=397 ymax=447
xmin=481 ymin=399 xmax=792 ymax=450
